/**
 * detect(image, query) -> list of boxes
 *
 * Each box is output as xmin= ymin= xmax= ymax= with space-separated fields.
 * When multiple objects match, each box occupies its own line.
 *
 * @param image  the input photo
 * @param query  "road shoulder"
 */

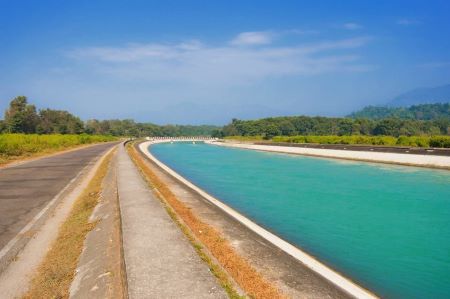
xmin=0 ymin=146 xmax=116 ymax=298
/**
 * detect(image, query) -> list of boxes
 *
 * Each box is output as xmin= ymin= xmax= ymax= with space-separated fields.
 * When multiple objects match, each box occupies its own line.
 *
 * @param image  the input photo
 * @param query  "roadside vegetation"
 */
xmin=0 ymin=96 xmax=219 ymax=137
xmin=226 ymin=135 xmax=450 ymax=148
xmin=23 ymin=149 xmax=115 ymax=299
xmin=0 ymin=134 xmax=116 ymax=165
xmin=128 ymin=144 xmax=285 ymax=299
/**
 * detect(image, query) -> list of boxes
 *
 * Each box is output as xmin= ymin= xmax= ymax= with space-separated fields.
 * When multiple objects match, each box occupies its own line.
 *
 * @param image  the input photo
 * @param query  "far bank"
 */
xmin=209 ymin=140 xmax=450 ymax=169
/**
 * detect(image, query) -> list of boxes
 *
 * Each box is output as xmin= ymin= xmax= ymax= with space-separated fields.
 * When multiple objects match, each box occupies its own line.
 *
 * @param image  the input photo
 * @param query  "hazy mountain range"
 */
xmin=348 ymin=84 xmax=450 ymax=120
xmin=388 ymin=84 xmax=450 ymax=107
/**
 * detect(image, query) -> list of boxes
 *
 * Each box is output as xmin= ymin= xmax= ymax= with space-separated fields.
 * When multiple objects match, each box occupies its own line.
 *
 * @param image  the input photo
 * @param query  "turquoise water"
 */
xmin=149 ymin=142 xmax=450 ymax=299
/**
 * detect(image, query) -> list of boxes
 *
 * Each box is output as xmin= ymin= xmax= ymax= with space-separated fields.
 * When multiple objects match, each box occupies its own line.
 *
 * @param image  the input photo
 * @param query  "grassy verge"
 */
xmin=224 ymin=135 xmax=264 ymax=142
xmin=225 ymin=135 xmax=450 ymax=148
xmin=0 ymin=133 xmax=117 ymax=166
xmin=23 ymin=149 xmax=115 ymax=299
xmin=128 ymin=144 xmax=285 ymax=299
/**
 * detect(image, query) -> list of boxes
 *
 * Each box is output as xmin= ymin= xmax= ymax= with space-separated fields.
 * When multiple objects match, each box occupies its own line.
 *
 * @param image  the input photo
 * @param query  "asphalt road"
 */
xmin=0 ymin=142 xmax=117 ymax=250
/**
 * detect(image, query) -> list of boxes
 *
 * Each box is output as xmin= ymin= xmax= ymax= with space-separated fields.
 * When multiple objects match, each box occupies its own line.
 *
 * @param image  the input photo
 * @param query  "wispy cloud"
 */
xmin=69 ymin=40 xmax=203 ymax=62
xmin=67 ymin=33 xmax=374 ymax=86
xmin=397 ymin=18 xmax=421 ymax=26
xmin=230 ymin=31 xmax=274 ymax=46
xmin=418 ymin=61 xmax=450 ymax=69
xmin=283 ymin=29 xmax=320 ymax=35
xmin=342 ymin=23 xmax=363 ymax=30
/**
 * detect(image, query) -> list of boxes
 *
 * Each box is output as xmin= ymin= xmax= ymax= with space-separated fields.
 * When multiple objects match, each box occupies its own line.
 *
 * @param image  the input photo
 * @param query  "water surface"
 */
xmin=150 ymin=142 xmax=450 ymax=299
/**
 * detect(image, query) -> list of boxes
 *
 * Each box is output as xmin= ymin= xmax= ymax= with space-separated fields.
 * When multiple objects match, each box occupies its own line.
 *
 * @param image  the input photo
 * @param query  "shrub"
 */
xmin=0 ymin=134 xmax=116 ymax=158
xmin=429 ymin=136 xmax=450 ymax=148
xmin=269 ymin=135 xmax=450 ymax=148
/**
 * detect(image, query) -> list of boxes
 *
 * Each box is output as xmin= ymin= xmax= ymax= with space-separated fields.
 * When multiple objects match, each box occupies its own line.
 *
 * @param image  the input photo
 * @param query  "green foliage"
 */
xmin=4 ymin=96 xmax=40 ymax=133
xmin=349 ymin=103 xmax=450 ymax=120
xmin=0 ymin=120 xmax=6 ymax=133
xmin=2 ymin=96 xmax=219 ymax=137
xmin=429 ymin=136 xmax=450 ymax=148
xmin=219 ymin=116 xmax=450 ymax=138
xmin=85 ymin=119 xmax=220 ymax=137
xmin=0 ymin=134 xmax=116 ymax=158
xmin=270 ymin=135 xmax=450 ymax=148
xmin=37 ymin=109 xmax=84 ymax=134
xmin=224 ymin=135 xmax=264 ymax=141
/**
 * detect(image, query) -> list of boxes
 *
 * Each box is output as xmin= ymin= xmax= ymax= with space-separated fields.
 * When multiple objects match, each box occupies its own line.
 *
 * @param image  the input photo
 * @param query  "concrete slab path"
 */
xmin=70 ymin=151 xmax=125 ymax=299
xmin=117 ymin=145 xmax=227 ymax=298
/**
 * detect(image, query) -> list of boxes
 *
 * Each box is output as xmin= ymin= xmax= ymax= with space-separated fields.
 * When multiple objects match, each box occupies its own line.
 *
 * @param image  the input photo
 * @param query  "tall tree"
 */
xmin=4 ymin=96 xmax=39 ymax=133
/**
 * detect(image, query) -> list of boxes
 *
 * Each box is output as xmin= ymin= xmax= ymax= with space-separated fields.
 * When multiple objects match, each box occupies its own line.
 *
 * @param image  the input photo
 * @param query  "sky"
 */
xmin=1 ymin=0 xmax=450 ymax=125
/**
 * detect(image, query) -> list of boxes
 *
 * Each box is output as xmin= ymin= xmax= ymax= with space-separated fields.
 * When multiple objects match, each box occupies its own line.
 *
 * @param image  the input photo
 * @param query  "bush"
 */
xmin=0 ymin=134 xmax=116 ymax=158
xmin=429 ymin=136 xmax=450 ymax=148
xmin=270 ymin=135 xmax=450 ymax=148
xmin=224 ymin=136 xmax=264 ymax=142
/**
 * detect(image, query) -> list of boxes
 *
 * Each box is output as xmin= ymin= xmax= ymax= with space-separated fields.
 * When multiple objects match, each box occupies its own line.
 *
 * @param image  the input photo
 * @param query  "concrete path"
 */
xmin=70 ymin=151 xmax=125 ymax=299
xmin=0 ymin=142 xmax=117 ymax=251
xmin=117 ymin=145 xmax=227 ymax=298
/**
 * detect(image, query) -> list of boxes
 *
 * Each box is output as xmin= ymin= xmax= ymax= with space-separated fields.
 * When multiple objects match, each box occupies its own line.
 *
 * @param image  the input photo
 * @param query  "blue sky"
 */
xmin=1 ymin=0 xmax=450 ymax=124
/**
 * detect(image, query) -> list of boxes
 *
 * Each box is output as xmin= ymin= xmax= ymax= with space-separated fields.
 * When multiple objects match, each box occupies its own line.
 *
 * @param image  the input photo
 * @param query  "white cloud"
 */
xmin=230 ymin=31 xmax=273 ymax=46
xmin=397 ymin=18 xmax=420 ymax=26
xmin=343 ymin=23 xmax=363 ymax=30
xmin=67 ymin=35 xmax=373 ymax=87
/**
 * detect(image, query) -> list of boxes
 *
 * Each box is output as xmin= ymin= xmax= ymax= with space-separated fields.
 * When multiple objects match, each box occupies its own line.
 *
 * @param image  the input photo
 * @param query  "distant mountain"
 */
xmin=349 ymin=103 xmax=450 ymax=120
xmin=389 ymin=84 xmax=450 ymax=107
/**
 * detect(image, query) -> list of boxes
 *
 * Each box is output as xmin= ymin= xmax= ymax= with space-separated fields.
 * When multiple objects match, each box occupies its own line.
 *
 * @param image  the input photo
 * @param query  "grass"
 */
xmin=128 ymin=144 xmax=286 ymax=299
xmin=23 ymin=149 xmax=115 ymax=299
xmin=226 ymin=135 xmax=450 ymax=148
xmin=0 ymin=133 xmax=117 ymax=166
xmin=224 ymin=135 xmax=264 ymax=142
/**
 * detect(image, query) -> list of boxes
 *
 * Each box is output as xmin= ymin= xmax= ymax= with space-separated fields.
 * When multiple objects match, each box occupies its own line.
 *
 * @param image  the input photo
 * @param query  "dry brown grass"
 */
xmin=23 ymin=149 xmax=115 ymax=299
xmin=128 ymin=145 xmax=286 ymax=299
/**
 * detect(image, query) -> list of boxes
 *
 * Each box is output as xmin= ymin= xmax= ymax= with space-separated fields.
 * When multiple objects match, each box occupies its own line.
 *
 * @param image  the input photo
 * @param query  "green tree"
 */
xmin=4 ymin=96 xmax=39 ymax=133
xmin=37 ymin=109 xmax=84 ymax=134
xmin=279 ymin=120 xmax=296 ymax=136
xmin=263 ymin=124 xmax=281 ymax=139
xmin=0 ymin=120 xmax=6 ymax=133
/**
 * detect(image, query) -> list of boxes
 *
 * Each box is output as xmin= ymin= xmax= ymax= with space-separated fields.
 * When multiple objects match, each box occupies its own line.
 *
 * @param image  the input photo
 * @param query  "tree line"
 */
xmin=214 ymin=115 xmax=450 ymax=139
xmin=3 ymin=96 xmax=449 ymax=139
xmin=348 ymin=103 xmax=450 ymax=120
xmin=0 ymin=96 xmax=219 ymax=137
